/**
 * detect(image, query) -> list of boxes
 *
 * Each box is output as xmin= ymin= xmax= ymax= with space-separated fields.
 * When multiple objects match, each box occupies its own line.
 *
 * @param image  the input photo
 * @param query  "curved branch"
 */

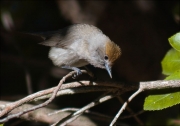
xmin=0 ymin=70 xmax=88 ymax=122
xmin=0 ymin=71 xmax=179 ymax=126
xmin=110 ymin=80 xmax=180 ymax=126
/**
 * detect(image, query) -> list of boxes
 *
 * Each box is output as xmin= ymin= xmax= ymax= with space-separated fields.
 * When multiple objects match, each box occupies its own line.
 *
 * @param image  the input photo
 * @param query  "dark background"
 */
xmin=1 ymin=0 xmax=179 ymax=126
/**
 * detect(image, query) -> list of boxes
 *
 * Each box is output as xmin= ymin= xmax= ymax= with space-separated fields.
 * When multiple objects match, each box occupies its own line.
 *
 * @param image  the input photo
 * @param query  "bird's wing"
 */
xmin=30 ymin=26 xmax=79 ymax=48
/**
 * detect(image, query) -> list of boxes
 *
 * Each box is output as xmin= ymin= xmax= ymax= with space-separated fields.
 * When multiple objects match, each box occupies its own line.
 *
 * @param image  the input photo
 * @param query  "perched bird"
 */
xmin=34 ymin=24 xmax=121 ymax=78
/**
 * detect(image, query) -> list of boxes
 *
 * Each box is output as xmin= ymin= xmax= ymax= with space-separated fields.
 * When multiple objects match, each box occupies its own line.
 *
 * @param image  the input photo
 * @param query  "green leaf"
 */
xmin=144 ymin=33 xmax=180 ymax=111
xmin=144 ymin=91 xmax=180 ymax=111
xmin=165 ymin=70 xmax=180 ymax=80
xmin=161 ymin=49 xmax=180 ymax=75
xmin=169 ymin=32 xmax=180 ymax=51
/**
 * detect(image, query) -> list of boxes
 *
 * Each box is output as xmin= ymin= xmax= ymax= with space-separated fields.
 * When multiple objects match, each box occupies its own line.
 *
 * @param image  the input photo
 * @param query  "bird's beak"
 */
xmin=105 ymin=62 xmax=112 ymax=78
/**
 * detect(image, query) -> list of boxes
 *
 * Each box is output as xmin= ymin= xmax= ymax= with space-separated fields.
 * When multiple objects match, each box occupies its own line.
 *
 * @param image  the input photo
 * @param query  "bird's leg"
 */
xmin=61 ymin=66 xmax=82 ymax=78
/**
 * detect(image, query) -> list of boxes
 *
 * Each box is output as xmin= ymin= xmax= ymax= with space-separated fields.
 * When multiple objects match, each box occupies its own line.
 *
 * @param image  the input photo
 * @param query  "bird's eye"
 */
xmin=104 ymin=55 xmax=108 ymax=60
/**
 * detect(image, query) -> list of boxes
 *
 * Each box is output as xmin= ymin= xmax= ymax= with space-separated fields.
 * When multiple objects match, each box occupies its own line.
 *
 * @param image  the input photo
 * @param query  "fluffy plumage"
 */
xmin=34 ymin=24 xmax=121 ymax=78
xmin=105 ymin=41 xmax=121 ymax=65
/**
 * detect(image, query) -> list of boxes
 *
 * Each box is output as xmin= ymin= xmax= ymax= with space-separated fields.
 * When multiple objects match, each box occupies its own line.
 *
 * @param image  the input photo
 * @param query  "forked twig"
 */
xmin=110 ymin=80 xmax=180 ymax=126
xmin=52 ymin=93 xmax=114 ymax=126
xmin=117 ymin=97 xmax=144 ymax=125
xmin=110 ymin=89 xmax=142 ymax=126
xmin=0 ymin=75 xmax=179 ymax=125
xmin=0 ymin=70 xmax=87 ymax=123
xmin=49 ymin=107 xmax=144 ymax=120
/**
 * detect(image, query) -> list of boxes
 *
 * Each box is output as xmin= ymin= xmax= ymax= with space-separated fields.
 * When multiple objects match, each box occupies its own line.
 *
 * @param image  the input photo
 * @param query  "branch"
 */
xmin=110 ymin=89 xmax=142 ymax=126
xmin=140 ymin=80 xmax=180 ymax=90
xmin=0 ymin=70 xmax=88 ymax=122
xmin=53 ymin=93 xmax=115 ymax=126
xmin=110 ymin=80 xmax=180 ymax=126
xmin=117 ymin=97 xmax=144 ymax=125
xmin=0 ymin=80 xmax=136 ymax=117
xmin=0 ymin=70 xmax=179 ymax=126
xmin=0 ymin=101 xmax=98 ymax=125
xmin=52 ymin=86 xmax=134 ymax=126
xmin=49 ymin=107 xmax=144 ymax=120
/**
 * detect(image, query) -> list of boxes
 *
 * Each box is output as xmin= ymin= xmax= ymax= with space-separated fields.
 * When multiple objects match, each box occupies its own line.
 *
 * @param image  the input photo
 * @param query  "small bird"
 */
xmin=34 ymin=24 xmax=121 ymax=78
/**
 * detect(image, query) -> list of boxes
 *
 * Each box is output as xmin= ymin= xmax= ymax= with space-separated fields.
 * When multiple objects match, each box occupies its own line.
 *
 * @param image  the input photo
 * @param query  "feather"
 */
xmin=105 ymin=41 xmax=121 ymax=64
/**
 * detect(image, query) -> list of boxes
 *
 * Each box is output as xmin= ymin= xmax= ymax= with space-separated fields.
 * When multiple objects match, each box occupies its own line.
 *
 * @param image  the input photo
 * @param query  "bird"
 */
xmin=33 ymin=24 xmax=121 ymax=78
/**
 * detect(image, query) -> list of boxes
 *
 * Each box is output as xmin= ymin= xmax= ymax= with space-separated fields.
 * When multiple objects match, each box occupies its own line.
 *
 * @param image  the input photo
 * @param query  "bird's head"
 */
xmin=103 ymin=41 xmax=121 ymax=78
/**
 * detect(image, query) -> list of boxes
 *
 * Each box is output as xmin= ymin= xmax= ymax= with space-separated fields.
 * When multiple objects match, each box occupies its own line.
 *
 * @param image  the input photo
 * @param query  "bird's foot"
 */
xmin=72 ymin=67 xmax=82 ymax=79
xmin=61 ymin=66 xmax=82 ymax=79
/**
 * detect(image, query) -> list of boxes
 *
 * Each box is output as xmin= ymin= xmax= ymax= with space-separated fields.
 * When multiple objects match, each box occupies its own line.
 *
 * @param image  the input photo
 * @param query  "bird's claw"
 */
xmin=72 ymin=69 xmax=82 ymax=79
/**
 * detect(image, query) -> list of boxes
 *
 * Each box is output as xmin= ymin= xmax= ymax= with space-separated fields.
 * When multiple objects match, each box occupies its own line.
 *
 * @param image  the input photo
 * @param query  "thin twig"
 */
xmin=61 ymin=80 xmax=129 ymax=90
xmin=0 ymin=78 xmax=179 ymax=125
xmin=25 ymin=68 xmax=33 ymax=94
xmin=53 ymin=94 xmax=115 ymax=126
xmin=0 ymin=101 xmax=144 ymax=124
xmin=49 ymin=91 xmax=112 ymax=115
xmin=55 ymin=89 xmax=130 ymax=126
xmin=35 ymin=86 xmax=115 ymax=101
xmin=13 ymin=41 xmax=33 ymax=94
xmin=0 ymin=70 xmax=87 ymax=123
xmin=0 ymin=101 xmax=98 ymax=125
xmin=117 ymin=97 xmax=144 ymax=125
xmin=119 ymin=110 xmax=144 ymax=119
xmin=49 ymin=108 xmax=111 ymax=119
xmin=110 ymin=80 xmax=180 ymax=126
xmin=0 ymin=80 xmax=135 ymax=117
xmin=49 ymin=107 xmax=144 ymax=120
xmin=0 ymin=71 xmax=86 ymax=117
xmin=110 ymin=89 xmax=143 ymax=126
